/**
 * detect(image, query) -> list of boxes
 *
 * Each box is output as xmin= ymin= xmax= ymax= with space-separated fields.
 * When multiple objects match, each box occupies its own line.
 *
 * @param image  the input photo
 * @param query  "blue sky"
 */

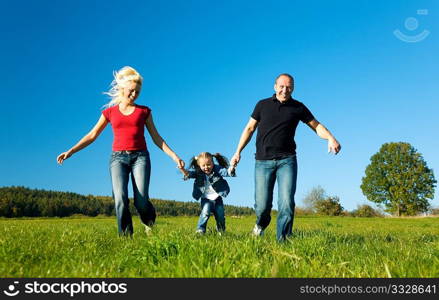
xmin=1 ymin=0 xmax=438 ymax=211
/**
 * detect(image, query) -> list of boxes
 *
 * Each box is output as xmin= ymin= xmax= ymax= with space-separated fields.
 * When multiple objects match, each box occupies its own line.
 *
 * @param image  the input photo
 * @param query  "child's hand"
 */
xmin=228 ymin=165 xmax=236 ymax=177
xmin=179 ymin=168 xmax=190 ymax=180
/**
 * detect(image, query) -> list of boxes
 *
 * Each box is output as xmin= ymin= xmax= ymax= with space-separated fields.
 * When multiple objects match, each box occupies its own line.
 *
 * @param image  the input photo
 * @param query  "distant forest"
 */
xmin=0 ymin=186 xmax=255 ymax=218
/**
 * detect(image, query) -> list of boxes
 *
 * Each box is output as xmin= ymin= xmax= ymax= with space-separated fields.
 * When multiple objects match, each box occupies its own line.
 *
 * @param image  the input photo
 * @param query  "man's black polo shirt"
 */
xmin=251 ymin=94 xmax=315 ymax=160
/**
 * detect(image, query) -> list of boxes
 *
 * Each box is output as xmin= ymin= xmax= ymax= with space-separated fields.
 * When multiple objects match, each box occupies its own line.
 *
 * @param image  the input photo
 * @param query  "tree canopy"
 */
xmin=360 ymin=142 xmax=436 ymax=216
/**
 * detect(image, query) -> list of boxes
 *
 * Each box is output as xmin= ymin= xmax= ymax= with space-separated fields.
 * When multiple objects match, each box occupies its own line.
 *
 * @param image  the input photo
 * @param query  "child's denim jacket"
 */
xmin=185 ymin=165 xmax=236 ymax=200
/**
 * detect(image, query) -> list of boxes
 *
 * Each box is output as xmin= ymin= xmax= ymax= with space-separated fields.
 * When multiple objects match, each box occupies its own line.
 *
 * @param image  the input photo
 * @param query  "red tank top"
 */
xmin=102 ymin=104 xmax=151 ymax=151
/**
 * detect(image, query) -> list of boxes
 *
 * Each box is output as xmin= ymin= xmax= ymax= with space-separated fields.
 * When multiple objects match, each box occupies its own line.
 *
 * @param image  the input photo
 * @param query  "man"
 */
xmin=230 ymin=73 xmax=341 ymax=241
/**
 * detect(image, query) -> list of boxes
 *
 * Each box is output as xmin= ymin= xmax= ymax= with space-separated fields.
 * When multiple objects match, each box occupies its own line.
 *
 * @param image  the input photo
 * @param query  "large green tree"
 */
xmin=361 ymin=142 xmax=436 ymax=216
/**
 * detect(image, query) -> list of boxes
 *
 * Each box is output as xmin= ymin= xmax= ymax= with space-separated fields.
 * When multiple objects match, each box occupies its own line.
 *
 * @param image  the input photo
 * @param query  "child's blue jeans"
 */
xmin=196 ymin=197 xmax=225 ymax=232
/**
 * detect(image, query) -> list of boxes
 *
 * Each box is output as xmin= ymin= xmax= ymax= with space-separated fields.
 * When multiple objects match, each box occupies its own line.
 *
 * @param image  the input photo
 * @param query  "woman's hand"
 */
xmin=56 ymin=115 xmax=108 ymax=165
xmin=57 ymin=150 xmax=73 ymax=165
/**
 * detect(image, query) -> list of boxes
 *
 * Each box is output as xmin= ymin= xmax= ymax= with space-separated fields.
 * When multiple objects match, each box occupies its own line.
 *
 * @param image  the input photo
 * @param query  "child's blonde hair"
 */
xmin=189 ymin=152 xmax=229 ymax=171
xmin=103 ymin=66 xmax=143 ymax=108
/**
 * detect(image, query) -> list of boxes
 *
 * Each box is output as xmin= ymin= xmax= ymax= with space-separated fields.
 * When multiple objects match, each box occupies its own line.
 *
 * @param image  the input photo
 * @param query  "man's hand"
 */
xmin=230 ymin=153 xmax=241 ymax=168
xmin=328 ymin=138 xmax=341 ymax=155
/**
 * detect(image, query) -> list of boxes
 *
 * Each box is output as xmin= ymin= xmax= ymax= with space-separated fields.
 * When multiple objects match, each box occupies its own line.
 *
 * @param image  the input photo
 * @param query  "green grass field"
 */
xmin=1 ymin=216 xmax=438 ymax=278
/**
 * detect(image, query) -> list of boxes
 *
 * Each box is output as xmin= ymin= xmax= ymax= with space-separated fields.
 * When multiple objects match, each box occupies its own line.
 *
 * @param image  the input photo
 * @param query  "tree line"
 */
xmin=0 ymin=186 xmax=389 ymax=219
xmin=0 ymin=186 xmax=254 ymax=218
xmin=2 ymin=142 xmax=437 ymax=219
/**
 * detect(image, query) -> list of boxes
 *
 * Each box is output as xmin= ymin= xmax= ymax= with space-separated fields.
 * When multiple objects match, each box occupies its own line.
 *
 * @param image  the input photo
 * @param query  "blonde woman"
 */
xmin=57 ymin=66 xmax=184 ymax=236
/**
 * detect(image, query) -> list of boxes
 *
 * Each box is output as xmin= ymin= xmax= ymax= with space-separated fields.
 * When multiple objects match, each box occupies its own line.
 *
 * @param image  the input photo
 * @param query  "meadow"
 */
xmin=0 ymin=216 xmax=438 ymax=278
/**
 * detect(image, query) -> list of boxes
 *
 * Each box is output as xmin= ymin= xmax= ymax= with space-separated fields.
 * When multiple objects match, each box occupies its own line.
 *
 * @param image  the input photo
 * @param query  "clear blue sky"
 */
xmin=1 ymin=0 xmax=438 ymax=211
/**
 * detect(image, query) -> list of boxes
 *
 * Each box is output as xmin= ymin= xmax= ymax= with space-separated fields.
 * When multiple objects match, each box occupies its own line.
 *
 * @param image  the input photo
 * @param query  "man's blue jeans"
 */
xmin=196 ymin=197 xmax=226 ymax=232
xmin=110 ymin=151 xmax=156 ymax=235
xmin=254 ymin=156 xmax=297 ymax=241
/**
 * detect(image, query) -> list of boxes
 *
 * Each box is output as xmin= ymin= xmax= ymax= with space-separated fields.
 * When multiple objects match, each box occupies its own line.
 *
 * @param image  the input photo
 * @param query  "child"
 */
xmin=180 ymin=152 xmax=236 ymax=234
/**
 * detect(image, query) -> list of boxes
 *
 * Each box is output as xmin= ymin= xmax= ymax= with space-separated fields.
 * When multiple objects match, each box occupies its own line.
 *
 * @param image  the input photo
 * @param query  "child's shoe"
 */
xmin=144 ymin=220 xmax=154 ymax=235
xmin=252 ymin=224 xmax=264 ymax=237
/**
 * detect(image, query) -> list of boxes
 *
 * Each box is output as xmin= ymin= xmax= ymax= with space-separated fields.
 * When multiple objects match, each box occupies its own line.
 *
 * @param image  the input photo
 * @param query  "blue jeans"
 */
xmin=109 ymin=150 xmax=155 ymax=235
xmin=254 ymin=156 xmax=297 ymax=241
xmin=196 ymin=197 xmax=226 ymax=232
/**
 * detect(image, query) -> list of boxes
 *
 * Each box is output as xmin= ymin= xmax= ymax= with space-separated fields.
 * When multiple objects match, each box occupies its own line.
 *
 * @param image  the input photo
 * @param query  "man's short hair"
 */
xmin=275 ymin=73 xmax=294 ymax=85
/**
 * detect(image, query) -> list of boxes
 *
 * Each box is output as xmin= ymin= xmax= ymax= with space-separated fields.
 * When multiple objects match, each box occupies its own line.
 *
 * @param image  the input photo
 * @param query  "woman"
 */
xmin=57 ymin=66 xmax=184 ymax=236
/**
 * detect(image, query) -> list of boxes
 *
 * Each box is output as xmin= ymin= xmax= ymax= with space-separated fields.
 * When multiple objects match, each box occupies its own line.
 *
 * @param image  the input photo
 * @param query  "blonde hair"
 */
xmin=103 ymin=66 xmax=143 ymax=108
xmin=189 ymin=152 xmax=229 ymax=171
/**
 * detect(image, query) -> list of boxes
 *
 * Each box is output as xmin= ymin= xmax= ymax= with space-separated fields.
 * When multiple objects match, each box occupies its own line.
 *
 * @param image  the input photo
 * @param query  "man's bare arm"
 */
xmin=230 ymin=117 xmax=259 ymax=166
xmin=307 ymin=119 xmax=341 ymax=154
